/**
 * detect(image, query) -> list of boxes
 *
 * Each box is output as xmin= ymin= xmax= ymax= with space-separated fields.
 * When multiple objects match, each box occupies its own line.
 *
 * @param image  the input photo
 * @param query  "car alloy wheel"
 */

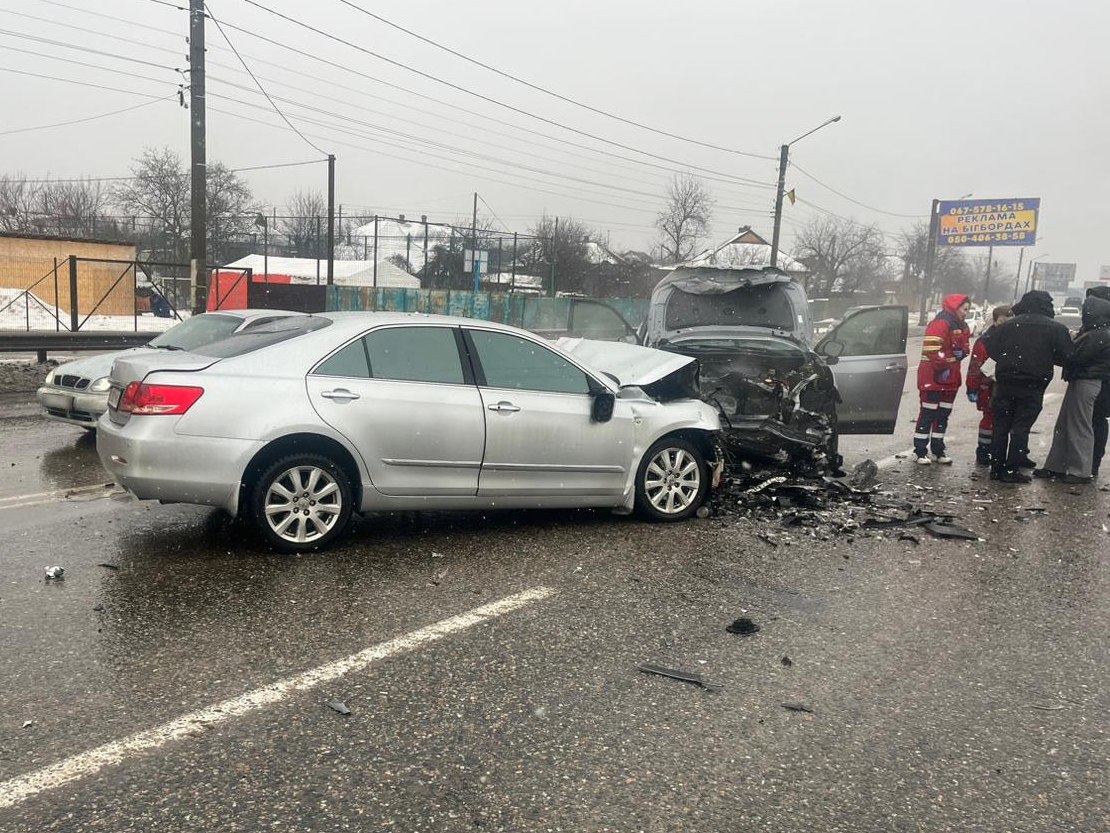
xmin=635 ymin=437 xmax=708 ymax=522
xmin=252 ymin=453 xmax=352 ymax=552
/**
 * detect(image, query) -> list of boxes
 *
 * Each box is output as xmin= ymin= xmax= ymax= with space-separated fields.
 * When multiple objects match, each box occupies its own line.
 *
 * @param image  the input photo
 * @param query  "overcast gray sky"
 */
xmin=2 ymin=0 xmax=1108 ymax=283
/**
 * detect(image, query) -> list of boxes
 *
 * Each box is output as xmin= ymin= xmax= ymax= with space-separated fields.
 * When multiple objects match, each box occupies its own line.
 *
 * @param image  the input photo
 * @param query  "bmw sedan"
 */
xmin=36 ymin=309 xmax=301 ymax=430
xmin=96 ymin=313 xmax=722 ymax=553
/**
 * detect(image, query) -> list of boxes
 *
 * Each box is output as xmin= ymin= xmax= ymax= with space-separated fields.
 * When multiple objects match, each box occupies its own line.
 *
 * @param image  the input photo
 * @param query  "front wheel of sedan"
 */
xmin=634 ymin=437 xmax=708 ymax=522
xmin=250 ymin=454 xmax=352 ymax=553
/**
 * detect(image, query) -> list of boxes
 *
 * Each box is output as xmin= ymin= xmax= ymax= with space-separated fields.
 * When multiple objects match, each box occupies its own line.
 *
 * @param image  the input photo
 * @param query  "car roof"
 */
xmin=312 ymin=310 xmax=540 ymax=339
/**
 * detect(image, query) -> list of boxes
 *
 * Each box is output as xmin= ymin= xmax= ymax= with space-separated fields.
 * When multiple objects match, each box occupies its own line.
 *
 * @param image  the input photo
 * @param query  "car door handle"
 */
xmin=884 ymin=364 xmax=903 ymax=372
xmin=487 ymin=401 xmax=521 ymax=413
xmin=321 ymin=388 xmax=361 ymax=401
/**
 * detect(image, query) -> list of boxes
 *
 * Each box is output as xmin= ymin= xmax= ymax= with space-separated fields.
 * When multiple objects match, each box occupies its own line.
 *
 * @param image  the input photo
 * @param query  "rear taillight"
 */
xmin=119 ymin=382 xmax=204 ymax=415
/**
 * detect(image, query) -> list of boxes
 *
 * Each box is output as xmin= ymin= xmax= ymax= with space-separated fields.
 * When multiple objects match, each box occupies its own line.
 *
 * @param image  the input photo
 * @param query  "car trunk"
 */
xmin=106 ymin=350 xmax=222 ymax=425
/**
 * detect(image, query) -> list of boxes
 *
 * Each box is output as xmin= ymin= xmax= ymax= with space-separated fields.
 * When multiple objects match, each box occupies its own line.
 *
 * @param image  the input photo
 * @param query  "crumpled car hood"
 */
xmin=556 ymin=337 xmax=701 ymax=401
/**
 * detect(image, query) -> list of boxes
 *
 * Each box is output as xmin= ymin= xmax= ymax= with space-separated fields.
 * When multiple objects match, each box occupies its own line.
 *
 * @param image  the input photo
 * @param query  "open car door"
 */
xmin=815 ymin=305 xmax=908 ymax=434
xmin=537 ymin=299 xmax=640 ymax=343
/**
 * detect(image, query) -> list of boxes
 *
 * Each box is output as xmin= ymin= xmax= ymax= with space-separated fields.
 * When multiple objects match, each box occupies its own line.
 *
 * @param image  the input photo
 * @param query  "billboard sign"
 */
xmin=1032 ymin=262 xmax=1076 ymax=294
xmin=937 ymin=198 xmax=1040 ymax=247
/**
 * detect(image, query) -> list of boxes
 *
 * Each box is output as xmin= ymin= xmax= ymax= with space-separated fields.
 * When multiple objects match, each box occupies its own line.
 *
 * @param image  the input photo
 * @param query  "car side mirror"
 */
xmin=591 ymin=390 xmax=615 ymax=422
xmin=822 ymin=339 xmax=845 ymax=361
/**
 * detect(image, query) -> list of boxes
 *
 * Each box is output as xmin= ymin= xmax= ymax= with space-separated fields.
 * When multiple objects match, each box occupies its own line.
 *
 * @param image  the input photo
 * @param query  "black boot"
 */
xmin=975 ymin=446 xmax=992 ymax=465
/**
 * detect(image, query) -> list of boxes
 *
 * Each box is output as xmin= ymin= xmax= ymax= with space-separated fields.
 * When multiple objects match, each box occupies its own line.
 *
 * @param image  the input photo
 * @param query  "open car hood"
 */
xmin=556 ymin=337 xmax=701 ymax=401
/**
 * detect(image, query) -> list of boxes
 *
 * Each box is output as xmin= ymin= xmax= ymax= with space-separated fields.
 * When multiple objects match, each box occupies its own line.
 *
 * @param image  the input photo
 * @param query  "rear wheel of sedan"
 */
xmin=250 ymin=454 xmax=352 ymax=553
xmin=634 ymin=437 xmax=708 ymax=522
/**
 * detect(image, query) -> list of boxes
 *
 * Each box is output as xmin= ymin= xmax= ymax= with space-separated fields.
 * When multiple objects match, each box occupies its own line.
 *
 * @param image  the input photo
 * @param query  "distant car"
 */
xmin=37 ymin=310 xmax=301 ymax=430
xmin=964 ymin=308 xmax=985 ymax=335
xmin=1057 ymin=306 xmax=1082 ymax=331
xmin=97 ymin=313 xmax=722 ymax=552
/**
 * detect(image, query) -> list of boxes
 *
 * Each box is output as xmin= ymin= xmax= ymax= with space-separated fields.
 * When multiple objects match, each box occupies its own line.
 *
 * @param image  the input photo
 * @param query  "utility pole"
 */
xmin=549 ymin=217 xmax=559 ymax=297
xmin=326 ymin=154 xmax=335 ymax=285
xmin=982 ymin=244 xmax=994 ymax=303
xmin=471 ymin=192 xmax=479 ymax=292
xmin=1012 ymin=247 xmax=1025 ymax=302
xmin=770 ymin=143 xmax=789 ymax=269
xmin=919 ymin=198 xmax=940 ymax=325
xmin=188 ymin=0 xmax=207 ymax=313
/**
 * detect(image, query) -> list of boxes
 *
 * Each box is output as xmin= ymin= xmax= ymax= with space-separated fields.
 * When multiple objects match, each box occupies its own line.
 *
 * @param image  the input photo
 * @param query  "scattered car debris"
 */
xmin=638 ymin=663 xmax=720 ymax=691
xmin=1028 ymin=704 xmax=1066 ymax=711
xmin=725 ymin=618 xmax=761 ymax=636
xmin=44 ymin=566 xmax=64 ymax=581
xmin=21 ymin=720 xmax=34 ymax=729
xmin=781 ymin=702 xmax=815 ymax=714
xmin=96 ymin=563 xmax=120 ymax=571
xmin=430 ymin=567 xmax=450 ymax=586
xmin=781 ymin=656 xmax=794 ymax=668
xmin=898 ymin=532 xmax=921 ymax=545
xmin=326 ymin=700 xmax=351 ymax=715
xmin=705 ymin=461 xmax=980 ymax=544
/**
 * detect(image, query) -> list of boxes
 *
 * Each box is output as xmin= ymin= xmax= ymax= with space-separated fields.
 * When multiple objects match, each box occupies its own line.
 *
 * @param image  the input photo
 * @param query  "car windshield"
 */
xmin=665 ymin=285 xmax=795 ymax=331
xmin=148 ymin=313 xmax=245 ymax=350
xmin=190 ymin=316 xmax=332 ymax=358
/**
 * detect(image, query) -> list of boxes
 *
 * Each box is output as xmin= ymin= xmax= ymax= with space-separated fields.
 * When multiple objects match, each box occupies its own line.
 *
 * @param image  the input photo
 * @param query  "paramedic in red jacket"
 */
xmin=914 ymin=294 xmax=972 ymax=463
xmin=965 ymin=304 xmax=1014 ymax=464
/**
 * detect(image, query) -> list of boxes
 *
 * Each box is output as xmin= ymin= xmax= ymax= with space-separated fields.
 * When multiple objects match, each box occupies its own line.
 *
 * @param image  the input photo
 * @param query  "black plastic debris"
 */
xmin=44 ymin=566 xmax=64 ymax=581
xmin=96 ymin=563 xmax=120 ymax=571
xmin=921 ymin=521 xmax=979 ymax=540
xmin=898 ymin=532 xmax=921 ymax=545
xmin=781 ymin=702 xmax=814 ymax=713
xmin=726 ymin=618 xmax=761 ymax=636
xmin=847 ymin=459 xmax=879 ymax=492
xmin=781 ymin=656 xmax=794 ymax=668
xmin=638 ymin=663 xmax=720 ymax=691
xmin=326 ymin=700 xmax=351 ymax=715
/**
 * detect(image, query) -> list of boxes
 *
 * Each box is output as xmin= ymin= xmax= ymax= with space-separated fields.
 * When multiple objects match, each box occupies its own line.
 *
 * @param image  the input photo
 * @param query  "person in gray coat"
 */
xmin=1036 ymin=292 xmax=1110 ymax=484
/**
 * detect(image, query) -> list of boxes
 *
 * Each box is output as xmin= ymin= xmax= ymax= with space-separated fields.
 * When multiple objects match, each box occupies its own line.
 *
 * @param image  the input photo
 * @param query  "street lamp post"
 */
xmin=770 ymin=115 xmax=841 ymax=269
xmin=919 ymin=192 xmax=973 ymax=325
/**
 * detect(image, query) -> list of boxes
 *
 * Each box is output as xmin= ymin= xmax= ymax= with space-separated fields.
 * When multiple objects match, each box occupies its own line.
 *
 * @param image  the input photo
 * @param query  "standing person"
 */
xmin=914 ymin=294 xmax=971 ymax=464
xmin=1083 ymin=285 xmax=1110 ymax=477
xmin=965 ymin=304 xmax=1013 ymax=465
xmin=985 ymin=290 xmax=1074 ymax=483
xmin=1035 ymin=292 xmax=1110 ymax=483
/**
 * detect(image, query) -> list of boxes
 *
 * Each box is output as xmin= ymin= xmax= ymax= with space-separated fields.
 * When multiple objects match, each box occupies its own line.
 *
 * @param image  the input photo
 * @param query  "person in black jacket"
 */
xmin=984 ymin=290 xmax=1074 ymax=483
xmin=1085 ymin=285 xmax=1110 ymax=477
xmin=1036 ymin=292 xmax=1110 ymax=482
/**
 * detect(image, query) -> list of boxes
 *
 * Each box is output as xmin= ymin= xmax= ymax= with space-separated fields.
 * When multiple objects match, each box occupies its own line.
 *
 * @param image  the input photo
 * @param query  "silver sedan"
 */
xmin=96 ymin=313 xmax=721 ymax=552
xmin=36 ymin=310 xmax=300 ymax=430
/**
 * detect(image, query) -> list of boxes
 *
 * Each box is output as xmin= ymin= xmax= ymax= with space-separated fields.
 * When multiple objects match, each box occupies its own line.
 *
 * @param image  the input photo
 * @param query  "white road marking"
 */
xmin=0 ymin=585 xmax=556 ymax=810
xmin=0 ymin=483 xmax=121 ymax=512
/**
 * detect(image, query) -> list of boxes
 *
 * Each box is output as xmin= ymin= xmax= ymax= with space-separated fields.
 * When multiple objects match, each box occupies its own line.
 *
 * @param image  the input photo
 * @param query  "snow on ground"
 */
xmin=0 ymin=287 xmax=184 ymax=333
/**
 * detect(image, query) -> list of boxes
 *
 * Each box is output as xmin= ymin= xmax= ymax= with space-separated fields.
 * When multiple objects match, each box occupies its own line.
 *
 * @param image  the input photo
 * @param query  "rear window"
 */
xmin=665 ymin=285 xmax=795 ymax=330
xmin=192 ymin=316 xmax=332 ymax=358
xmin=148 ymin=313 xmax=244 ymax=350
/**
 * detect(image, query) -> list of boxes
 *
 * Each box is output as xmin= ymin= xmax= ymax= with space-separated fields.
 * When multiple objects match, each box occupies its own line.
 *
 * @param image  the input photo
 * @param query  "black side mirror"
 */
xmin=821 ymin=340 xmax=844 ymax=363
xmin=591 ymin=391 xmax=615 ymax=423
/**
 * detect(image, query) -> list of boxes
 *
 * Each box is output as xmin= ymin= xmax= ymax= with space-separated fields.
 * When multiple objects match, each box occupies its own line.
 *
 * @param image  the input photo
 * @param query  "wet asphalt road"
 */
xmin=0 ymin=358 xmax=1107 ymax=832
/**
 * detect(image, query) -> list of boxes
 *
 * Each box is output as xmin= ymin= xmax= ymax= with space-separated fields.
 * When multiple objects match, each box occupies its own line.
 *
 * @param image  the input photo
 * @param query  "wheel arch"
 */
xmin=240 ymin=433 xmax=364 ymax=516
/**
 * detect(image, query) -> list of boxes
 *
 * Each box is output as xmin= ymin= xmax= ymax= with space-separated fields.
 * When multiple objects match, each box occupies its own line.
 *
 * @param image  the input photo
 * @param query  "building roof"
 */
xmin=683 ymin=226 xmax=807 ymax=273
xmin=221 ymin=254 xmax=420 ymax=288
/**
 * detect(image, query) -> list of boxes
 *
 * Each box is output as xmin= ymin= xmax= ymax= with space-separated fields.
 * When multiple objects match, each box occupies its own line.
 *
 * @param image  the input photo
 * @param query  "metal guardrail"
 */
xmin=0 ymin=330 xmax=157 ymax=361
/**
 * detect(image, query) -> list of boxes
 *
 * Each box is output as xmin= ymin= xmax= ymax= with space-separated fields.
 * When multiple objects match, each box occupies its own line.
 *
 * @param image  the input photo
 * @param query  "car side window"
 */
xmin=469 ymin=330 xmax=590 ymax=394
xmin=364 ymin=326 xmax=465 ymax=384
xmin=314 ymin=339 xmax=370 ymax=378
xmin=827 ymin=308 xmax=906 ymax=357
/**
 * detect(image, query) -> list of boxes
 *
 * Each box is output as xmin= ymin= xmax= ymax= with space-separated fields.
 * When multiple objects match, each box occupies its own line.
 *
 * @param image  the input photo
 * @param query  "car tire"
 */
xmin=250 ymin=453 xmax=353 ymax=553
xmin=634 ymin=437 xmax=708 ymax=522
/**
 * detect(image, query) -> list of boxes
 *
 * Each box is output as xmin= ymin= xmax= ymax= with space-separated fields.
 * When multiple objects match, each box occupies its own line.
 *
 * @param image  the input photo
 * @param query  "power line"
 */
xmin=477 ymin=195 xmax=512 ymax=234
xmin=0 ymin=26 xmax=182 ymax=72
xmin=333 ymin=0 xmax=775 ymax=161
xmin=0 ymin=43 xmax=180 ymax=88
xmin=12 ymin=160 xmax=328 ymax=184
xmin=0 ymin=96 xmax=174 ymax=137
xmin=35 ymin=0 xmax=188 ymax=36
xmin=237 ymin=0 xmax=775 ymax=186
xmin=204 ymin=4 xmax=328 ymax=157
xmin=790 ymin=161 xmax=927 ymax=219
xmin=0 ymin=66 xmax=167 ymax=98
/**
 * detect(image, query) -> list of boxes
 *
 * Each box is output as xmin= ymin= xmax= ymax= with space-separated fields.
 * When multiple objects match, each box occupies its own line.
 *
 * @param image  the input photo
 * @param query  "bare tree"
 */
xmin=0 ymin=175 xmax=43 ymax=233
xmin=792 ymin=215 xmax=889 ymax=297
xmin=0 ymin=175 xmax=113 ymax=238
xmin=522 ymin=215 xmax=593 ymax=294
xmin=279 ymin=190 xmax=327 ymax=257
xmin=656 ymin=174 xmax=713 ymax=265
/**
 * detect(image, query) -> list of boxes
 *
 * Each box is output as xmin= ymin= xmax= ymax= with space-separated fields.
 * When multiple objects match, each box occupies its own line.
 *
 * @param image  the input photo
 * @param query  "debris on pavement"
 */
xmin=44 ymin=566 xmax=64 ymax=581
xmin=21 ymin=720 xmax=34 ymax=729
xmin=725 ymin=617 xmax=761 ymax=636
xmin=704 ymin=460 xmax=981 ymax=544
xmin=781 ymin=702 xmax=815 ymax=714
xmin=96 ymin=563 xmax=120 ymax=571
xmin=638 ymin=663 xmax=721 ymax=692
xmin=781 ymin=656 xmax=794 ymax=668
xmin=430 ymin=567 xmax=450 ymax=585
xmin=1028 ymin=703 xmax=1066 ymax=711
xmin=326 ymin=700 xmax=351 ymax=715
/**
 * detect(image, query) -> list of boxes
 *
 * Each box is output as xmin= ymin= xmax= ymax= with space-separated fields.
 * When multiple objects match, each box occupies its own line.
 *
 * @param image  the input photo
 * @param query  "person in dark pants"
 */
xmin=965 ymin=304 xmax=1013 ymax=465
xmin=984 ymin=290 xmax=1074 ymax=483
xmin=1083 ymin=285 xmax=1110 ymax=477
xmin=914 ymin=294 xmax=971 ymax=464
xmin=1036 ymin=292 xmax=1110 ymax=483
